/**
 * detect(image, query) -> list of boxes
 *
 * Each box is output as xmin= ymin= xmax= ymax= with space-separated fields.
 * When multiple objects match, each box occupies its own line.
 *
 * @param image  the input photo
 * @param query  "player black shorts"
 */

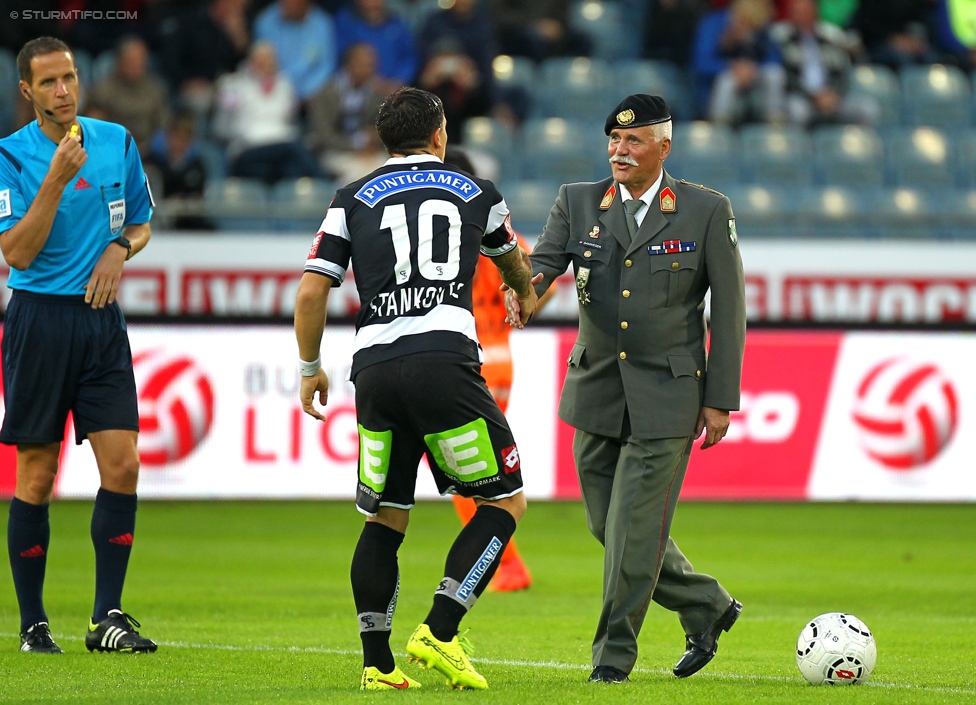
xmin=0 ymin=291 xmax=139 ymax=445
xmin=353 ymin=350 xmax=524 ymax=516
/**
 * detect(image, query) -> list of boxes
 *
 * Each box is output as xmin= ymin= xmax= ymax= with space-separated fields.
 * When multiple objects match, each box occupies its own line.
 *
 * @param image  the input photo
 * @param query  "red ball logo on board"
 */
xmin=133 ymin=350 xmax=215 ymax=466
xmin=852 ymin=358 xmax=958 ymax=470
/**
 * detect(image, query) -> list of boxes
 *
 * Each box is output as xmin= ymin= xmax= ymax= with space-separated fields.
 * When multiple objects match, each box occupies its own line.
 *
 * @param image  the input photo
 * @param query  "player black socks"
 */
xmin=90 ymin=488 xmax=137 ymax=623
xmin=8 ymin=498 xmax=51 ymax=632
xmin=351 ymin=521 xmax=404 ymax=672
xmin=426 ymin=504 xmax=517 ymax=642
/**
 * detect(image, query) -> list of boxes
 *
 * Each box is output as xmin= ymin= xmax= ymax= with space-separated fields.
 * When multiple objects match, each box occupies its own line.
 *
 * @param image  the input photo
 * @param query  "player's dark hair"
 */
xmin=17 ymin=37 xmax=74 ymax=85
xmin=375 ymin=87 xmax=445 ymax=155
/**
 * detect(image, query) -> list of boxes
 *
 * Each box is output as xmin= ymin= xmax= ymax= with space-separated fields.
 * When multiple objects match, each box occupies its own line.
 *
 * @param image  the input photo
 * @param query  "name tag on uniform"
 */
xmin=108 ymin=199 xmax=125 ymax=234
xmin=648 ymin=239 xmax=696 ymax=255
xmin=578 ymin=240 xmax=604 ymax=250
xmin=0 ymin=189 xmax=10 ymax=218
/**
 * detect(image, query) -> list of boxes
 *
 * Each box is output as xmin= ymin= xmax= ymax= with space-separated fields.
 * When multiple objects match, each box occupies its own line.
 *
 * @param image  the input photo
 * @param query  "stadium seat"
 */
xmin=270 ymin=178 xmax=336 ymax=231
xmin=0 ymin=49 xmax=16 ymax=137
xmin=91 ymin=51 xmax=115 ymax=85
xmin=569 ymin=0 xmax=634 ymax=60
xmin=953 ymin=129 xmax=976 ymax=187
xmin=492 ymin=54 xmax=536 ymax=94
xmin=866 ymin=187 xmax=937 ymax=238
xmin=797 ymin=185 xmax=869 ymax=238
xmin=885 ymin=127 xmax=953 ymax=187
xmin=937 ymin=189 xmax=976 ymax=239
xmin=616 ymin=60 xmax=694 ymax=121
xmin=740 ymin=124 xmax=812 ymax=186
xmin=520 ymin=118 xmax=606 ymax=183
xmin=461 ymin=117 xmax=519 ymax=182
xmin=497 ymin=180 xmax=562 ymax=238
xmin=491 ymin=54 xmax=537 ymax=121
xmin=73 ymin=50 xmax=93 ymax=88
xmin=901 ymin=64 xmax=972 ymax=128
xmin=536 ymin=57 xmax=616 ymax=121
xmin=400 ymin=0 xmax=440 ymax=31
xmin=812 ymin=125 xmax=884 ymax=187
xmin=197 ymin=139 xmax=229 ymax=182
xmin=205 ymin=178 xmax=270 ymax=231
xmin=722 ymin=185 xmax=794 ymax=238
xmin=847 ymin=64 xmax=900 ymax=126
xmin=0 ymin=48 xmax=17 ymax=94
xmin=666 ymin=121 xmax=738 ymax=194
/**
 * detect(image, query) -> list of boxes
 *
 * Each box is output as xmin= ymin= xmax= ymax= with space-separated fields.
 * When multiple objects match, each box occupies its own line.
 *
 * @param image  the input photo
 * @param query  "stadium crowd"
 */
xmin=2 ymin=0 xmax=975 ymax=237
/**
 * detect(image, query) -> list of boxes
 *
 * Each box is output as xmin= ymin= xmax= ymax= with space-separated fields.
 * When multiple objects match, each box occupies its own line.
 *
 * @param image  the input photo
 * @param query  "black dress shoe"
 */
xmin=588 ymin=666 xmax=630 ymax=683
xmin=673 ymin=598 xmax=742 ymax=678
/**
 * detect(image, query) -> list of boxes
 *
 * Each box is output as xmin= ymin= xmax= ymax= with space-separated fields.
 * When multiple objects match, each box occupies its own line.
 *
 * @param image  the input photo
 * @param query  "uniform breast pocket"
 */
xmin=650 ymin=253 xmax=699 ymax=307
xmin=568 ymin=241 xmax=611 ymax=299
xmin=101 ymin=184 xmax=126 ymax=235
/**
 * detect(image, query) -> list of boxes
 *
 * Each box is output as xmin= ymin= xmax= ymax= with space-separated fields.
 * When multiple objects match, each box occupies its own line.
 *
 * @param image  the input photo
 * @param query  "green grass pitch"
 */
xmin=0 ymin=500 xmax=973 ymax=703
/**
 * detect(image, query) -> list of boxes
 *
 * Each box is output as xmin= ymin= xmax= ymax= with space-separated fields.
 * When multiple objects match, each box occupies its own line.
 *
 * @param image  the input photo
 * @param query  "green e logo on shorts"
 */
xmin=359 ymin=425 xmax=392 ymax=494
xmin=424 ymin=418 xmax=499 ymax=484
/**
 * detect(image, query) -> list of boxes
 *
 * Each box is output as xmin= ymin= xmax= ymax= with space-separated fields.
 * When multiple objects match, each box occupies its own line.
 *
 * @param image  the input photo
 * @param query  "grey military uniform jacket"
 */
xmin=530 ymin=171 xmax=746 ymax=440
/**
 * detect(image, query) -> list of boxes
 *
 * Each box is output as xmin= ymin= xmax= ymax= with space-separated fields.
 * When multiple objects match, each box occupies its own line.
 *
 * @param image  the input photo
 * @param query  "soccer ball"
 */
xmin=795 ymin=613 xmax=877 ymax=685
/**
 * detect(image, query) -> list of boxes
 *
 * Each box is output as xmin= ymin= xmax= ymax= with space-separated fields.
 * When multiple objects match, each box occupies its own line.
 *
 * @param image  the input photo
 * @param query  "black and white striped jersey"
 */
xmin=305 ymin=154 xmax=518 ymax=378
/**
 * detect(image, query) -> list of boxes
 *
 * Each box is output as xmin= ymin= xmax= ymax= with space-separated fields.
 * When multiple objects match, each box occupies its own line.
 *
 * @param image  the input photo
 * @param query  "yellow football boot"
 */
xmin=406 ymin=624 xmax=488 ymax=690
xmin=360 ymin=665 xmax=422 ymax=690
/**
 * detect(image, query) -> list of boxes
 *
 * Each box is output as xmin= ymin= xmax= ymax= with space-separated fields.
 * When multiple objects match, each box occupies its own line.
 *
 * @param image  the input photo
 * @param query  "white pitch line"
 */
xmin=5 ymin=633 xmax=973 ymax=696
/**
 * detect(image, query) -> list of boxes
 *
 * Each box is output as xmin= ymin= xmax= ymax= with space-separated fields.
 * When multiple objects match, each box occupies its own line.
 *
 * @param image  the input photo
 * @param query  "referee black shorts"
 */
xmin=0 ymin=291 xmax=139 ymax=446
xmin=354 ymin=350 xmax=524 ymax=516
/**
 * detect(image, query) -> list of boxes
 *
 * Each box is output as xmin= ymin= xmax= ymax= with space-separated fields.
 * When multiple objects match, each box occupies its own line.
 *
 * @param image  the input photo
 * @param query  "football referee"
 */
xmin=0 ymin=37 xmax=156 ymax=654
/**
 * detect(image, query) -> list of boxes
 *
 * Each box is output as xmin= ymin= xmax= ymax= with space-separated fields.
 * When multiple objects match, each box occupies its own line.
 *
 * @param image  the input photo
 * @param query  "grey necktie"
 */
xmin=623 ymin=198 xmax=644 ymax=244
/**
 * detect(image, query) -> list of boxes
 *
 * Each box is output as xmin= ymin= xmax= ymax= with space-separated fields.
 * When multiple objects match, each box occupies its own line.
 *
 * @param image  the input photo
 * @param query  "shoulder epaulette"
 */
xmin=678 ymin=179 xmax=725 ymax=198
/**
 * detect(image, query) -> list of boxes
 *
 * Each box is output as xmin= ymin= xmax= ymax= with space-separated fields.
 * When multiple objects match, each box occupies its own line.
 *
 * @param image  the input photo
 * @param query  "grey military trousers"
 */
xmin=574 ymin=426 xmax=732 ymax=674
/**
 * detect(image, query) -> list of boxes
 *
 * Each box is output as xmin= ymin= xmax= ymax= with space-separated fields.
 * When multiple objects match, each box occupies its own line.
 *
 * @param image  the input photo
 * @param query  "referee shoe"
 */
xmin=86 ymin=610 xmax=158 ymax=653
xmin=20 ymin=622 xmax=64 ymax=653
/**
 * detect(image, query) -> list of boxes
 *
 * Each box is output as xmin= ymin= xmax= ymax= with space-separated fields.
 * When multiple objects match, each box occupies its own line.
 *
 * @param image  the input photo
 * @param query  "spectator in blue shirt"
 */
xmin=334 ymin=0 xmax=417 ymax=87
xmin=254 ymin=0 xmax=338 ymax=102
xmin=693 ymin=0 xmax=785 ymax=124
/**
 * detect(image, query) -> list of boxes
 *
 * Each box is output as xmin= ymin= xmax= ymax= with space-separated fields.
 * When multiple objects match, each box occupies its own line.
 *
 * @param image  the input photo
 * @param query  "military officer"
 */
xmin=515 ymin=95 xmax=746 ymax=683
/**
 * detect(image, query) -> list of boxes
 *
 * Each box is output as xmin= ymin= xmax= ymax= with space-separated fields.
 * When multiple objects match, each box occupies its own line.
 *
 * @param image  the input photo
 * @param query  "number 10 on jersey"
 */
xmin=381 ymin=199 xmax=462 ymax=284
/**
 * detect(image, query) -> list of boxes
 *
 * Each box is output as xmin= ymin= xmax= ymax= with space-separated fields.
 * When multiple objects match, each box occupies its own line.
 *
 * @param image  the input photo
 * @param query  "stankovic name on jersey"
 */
xmin=368 ymin=282 xmax=466 ymax=320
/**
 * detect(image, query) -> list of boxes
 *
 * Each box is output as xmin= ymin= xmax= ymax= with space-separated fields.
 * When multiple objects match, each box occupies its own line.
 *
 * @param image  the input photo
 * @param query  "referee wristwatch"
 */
xmin=110 ymin=235 xmax=132 ymax=260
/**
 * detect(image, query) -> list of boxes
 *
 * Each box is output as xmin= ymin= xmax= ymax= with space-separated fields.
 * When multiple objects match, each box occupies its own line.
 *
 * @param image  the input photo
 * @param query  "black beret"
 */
xmin=604 ymin=94 xmax=671 ymax=135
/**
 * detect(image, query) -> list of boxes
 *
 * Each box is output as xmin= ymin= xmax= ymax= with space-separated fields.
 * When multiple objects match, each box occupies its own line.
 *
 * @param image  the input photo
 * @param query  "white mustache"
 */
xmin=609 ymin=155 xmax=639 ymax=167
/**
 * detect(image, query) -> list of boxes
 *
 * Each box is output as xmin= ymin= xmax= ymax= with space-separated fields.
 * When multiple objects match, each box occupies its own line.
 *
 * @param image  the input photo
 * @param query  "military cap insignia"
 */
xmin=576 ymin=267 xmax=591 ymax=305
xmin=600 ymin=185 xmax=616 ymax=210
xmin=728 ymin=218 xmax=737 ymax=247
xmin=660 ymin=187 xmax=676 ymax=212
xmin=588 ymin=225 xmax=600 ymax=238
xmin=616 ymin=109 xmax=636 ymax=126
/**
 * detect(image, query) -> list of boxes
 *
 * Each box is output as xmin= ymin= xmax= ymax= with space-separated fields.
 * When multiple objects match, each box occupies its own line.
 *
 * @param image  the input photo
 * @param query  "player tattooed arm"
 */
xmin=492 ymin=246 xmax=540 ymax=328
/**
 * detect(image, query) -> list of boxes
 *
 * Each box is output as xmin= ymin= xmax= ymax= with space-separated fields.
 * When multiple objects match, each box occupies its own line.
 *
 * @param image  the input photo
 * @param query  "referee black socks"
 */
xmin=8 ymin=498 xmax=51 ymax=633
xmin=91 ymin=488 xmax=137 ymax=623
xmin=351 ymin=521 xmax=404 ymax=672
xmin=426 ymin=504 xmax=517 ymax=642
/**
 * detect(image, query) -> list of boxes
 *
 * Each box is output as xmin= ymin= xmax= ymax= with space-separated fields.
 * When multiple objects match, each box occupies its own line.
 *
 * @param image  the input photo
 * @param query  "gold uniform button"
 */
xmin=625 ymin=259 xmax=633 ymax=267
xmin=584 ymin=250 xmax=592 ymax=258
xmin=671 ymin=262 xmax=680 ymax=270
xmin=620 ymin=321 xmax=628 ymax=329
xmin=622 ymin=289 xmax=631 ymax=298
xmin=619 ymin=352 xmax=627 ymax=360
xmin=696 ymin=370 xmax=702 ymax=377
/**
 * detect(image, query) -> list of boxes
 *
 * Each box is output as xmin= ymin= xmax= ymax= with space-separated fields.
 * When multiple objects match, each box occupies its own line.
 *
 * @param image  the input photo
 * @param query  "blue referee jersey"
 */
xmin=0 ymin=116 xmax=153 ymax=295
